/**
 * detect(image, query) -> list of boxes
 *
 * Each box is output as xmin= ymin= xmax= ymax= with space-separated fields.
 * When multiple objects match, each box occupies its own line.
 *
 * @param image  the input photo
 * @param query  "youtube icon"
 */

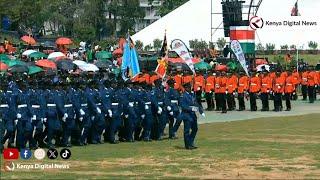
xmin=3 ymin=148 xmax=19 ymax=160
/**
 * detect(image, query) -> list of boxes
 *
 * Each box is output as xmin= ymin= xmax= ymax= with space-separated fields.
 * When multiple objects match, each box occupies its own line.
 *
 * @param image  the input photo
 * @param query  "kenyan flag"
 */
xmin=230 ymin=26 xmax=255 ymax=54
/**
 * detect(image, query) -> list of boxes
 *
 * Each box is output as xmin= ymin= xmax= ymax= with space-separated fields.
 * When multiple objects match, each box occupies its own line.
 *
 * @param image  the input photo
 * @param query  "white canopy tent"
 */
xmin=132 ymin=0 xmax=320 ymax=49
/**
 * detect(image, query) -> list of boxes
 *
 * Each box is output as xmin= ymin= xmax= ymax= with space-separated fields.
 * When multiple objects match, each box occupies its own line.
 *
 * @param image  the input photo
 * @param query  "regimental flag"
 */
xmin=121 ymin=33 xmax=140 ymax=81
xmin=171 ymin=39 xmax=195 ymax=74
xmin=230 ymin=26 xmax=255 ymax=54
xmin=155 ymin=31 xmax=169 ymax=78
xmin=291 ymin=0 xmax=299 ymax=16
xmin=230 ymin=40 xmax=249 ymax=76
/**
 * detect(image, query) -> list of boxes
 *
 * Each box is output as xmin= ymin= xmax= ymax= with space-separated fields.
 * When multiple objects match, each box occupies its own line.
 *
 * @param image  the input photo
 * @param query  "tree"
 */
xmin=266 ymin=43 xmax=275 ymax=55
xmin=135 ymin=40 xmax=144 ymax=51
xmin=280 ymin=45 xmax=289 ymax=54
xmin=153 ymin=38 xmax=163 ymax=51
xmin=255 ymin=43 xmax=265 ymax=55
xmin=308 ymin=41 xmax=318 ymax=54
xmin=144 ymin=44 xmax=152 ymax=51
xmin=216 ymin=38 xmax=227 ymax=50
xmin=152 ymin=0 xmax=188 ymax=17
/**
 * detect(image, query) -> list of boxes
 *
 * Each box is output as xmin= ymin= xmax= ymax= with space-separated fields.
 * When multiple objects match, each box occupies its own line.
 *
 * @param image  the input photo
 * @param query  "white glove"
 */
xmin=91 ymin=116 xmax=95 ymax=121
xmin=293 ymin=92 xmax=296 ymax=95
xmin=64 ymin=113 xmax=68 ymax=119
xmin=141 ymin=114 xmax=145 ymax=119
xmin=209 ymin=91 xmax=212 ymax=93
xmin=80 ymin=109 xmax=85 ymax=116
xmin=125 ymin=114 xmax=129 ymax=118
xmin=167 ymin=106 xmax=172 ymax=111
xmin=169 ymin=111 xmax=174 ymax=116
xmin=225 ymin=91 xmax=228 ymax=94
xmin=14 ymin=119 xmax=18 ymax=125
xmin=192 ymin=106 xmax=199 ymax=112
xmin=129 ymin=102 xmax=134 ymax=107
xmin=267 ymin=90 xmax=270 ymax=93
xmin=201 ymin=113 xmax=206 ymax=117
xmin=17 ymin=113 xmax=22 ymax=119
xmin=233 ymin=92 xmax=236 ymax=95
xmin=32 ymin=115 xmax=36 ymax=121
xmin=96 ymin=107 xmax=101 ymax=114
xmin=145 ymin=105 xmax=149 ymax=110
xmin=43 ymin=118 xmax=47 ymax=123
xmin=157 ymin=107 xmax=162 ymax=114
xmin=79 ymin=117 xmax=83 ymax=122
xmin=197 ymin=87 xmax=201 ymax=91
xmin=282 ymin=93 xmax=285 ymax=96
xmin=108 ymin=109 xmax=112 ymax=118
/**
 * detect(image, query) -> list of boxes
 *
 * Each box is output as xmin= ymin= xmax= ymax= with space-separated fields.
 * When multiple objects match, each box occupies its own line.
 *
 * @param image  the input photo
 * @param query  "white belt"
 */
xmin=111 ymin=103 xmax=119 ymax=106
xmin=158 ymin=102 xmax=163 ymax=105
xmin=32 ymin=105 xmax=40 ymax=108
xmin=251 ymin=83 xmax=257 ymax=86
xmin=81 ymin=104 xmax=87 ymax=107
xmin=47 ymin=104 xmax=56 ymax=107
xmin=239 ymin=84 xmax=244 ymax=86
xmin=171 ymin=100 xmax=178 ymax=103
xmin=262 ymin=84 xmax=268 ymax=86
xmin=64 ymin=104 xmax=73 ymax=108
xmin=96 ymin=103 xmax=102 ymax=106
xmin=7 ymin=91 xmax=12 ymax=93
xmin=18 ymin=104 xmax=27 ymax=108
xmin=0 ymin=104 xmax=9 ymax=108
xmin=206 ymin=83 xmax=212 ymax=85
xmin=228 ymin=85 xmax=233 ymax=86
xmin=287 ymin=84 xmax=293 ymax=85
xmin=145 ymin=102 xmax=151 ymax=105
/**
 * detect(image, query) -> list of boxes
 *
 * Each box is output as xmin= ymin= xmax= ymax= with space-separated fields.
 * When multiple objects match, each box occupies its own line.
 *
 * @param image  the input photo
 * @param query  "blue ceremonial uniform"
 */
xmin=108 ymin=88 xmax=123 ymax=143
xmin=152 ymin=86 xmax=168 ymax=140
xmin=166 ymin=87 xmax=181 ymax=138
xmin=140 ymin=89 xmax=156 ymax=141
xmin=179 ymin=91 xmax=203 ymax=149
xmin=78 ymin=88 xmax=91 ymax=145
xmin=1 ymin=90 xmax=15 ymax=147
xmin=60 ymin=88 xmax=76 ymax=146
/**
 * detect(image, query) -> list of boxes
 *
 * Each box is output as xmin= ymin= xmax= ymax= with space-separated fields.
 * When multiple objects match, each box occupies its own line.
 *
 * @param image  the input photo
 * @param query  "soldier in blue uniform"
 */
xmin=140 ymin=83 xmax=156 ymax=141
xmin=78 ymin=82 xmax=91 ymax=146
xmin=179 ymin=83 xmax=205 ymax=150
xmin=166 ymin=79 xmax=181 ymax=139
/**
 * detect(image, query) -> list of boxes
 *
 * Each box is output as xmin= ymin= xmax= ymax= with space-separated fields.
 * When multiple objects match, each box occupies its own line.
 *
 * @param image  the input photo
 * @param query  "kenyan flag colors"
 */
xmin=230 ymin=26 xmax=255 ymax=54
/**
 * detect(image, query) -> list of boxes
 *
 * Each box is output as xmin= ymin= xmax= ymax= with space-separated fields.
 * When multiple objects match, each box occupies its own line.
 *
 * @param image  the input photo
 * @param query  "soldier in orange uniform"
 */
xmin=193 ymin=70 xmax=205 ymax=106
xmin=150 ymin=72 xmax=160 ymax=85
xmin=181 ymin=71 xmax=193 ymax=92
xmin=215 ymin=71 xmax=227 ymax=113
xmin=205 ymin=70 xmax=215 ymax=111
xmin=226 ymin=72 xmax=237 ymax=111
xmin=307 ymin=67 xmax=319 ymax=103
xmin=173 ymin=71 xmax=183 ymax=92
xmin=301 ymin=69 xmax=309 ymax=100
xmin=273 ymin=71 xmax=285 ymax=111
xmin=237 ymin=71 xmax=249 ymax=111
xmin=249 ymin=71 xmax=261 ymax=111
xmin=260 ymin=70 xmax=272 ymax=111
xmin=292 ymin=68 xmax=300 ymax=100
xmin=284 ymin=70 xmax=295 ymax=111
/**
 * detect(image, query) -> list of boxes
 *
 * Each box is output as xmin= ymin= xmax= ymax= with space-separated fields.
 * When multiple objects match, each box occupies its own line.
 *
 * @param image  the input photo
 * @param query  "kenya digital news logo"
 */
xmin=4 ymin=161 xmax=15 ymax=172
xmin=250 ymin=16 xmax=264 ymax=30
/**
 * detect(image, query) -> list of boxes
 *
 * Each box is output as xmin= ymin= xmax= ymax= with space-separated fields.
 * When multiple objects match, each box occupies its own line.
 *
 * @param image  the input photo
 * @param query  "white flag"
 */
xmin=230 ymin=40 xmax=249 ymax=76
xmin=171 ymin=39 xmax=195 ymax=74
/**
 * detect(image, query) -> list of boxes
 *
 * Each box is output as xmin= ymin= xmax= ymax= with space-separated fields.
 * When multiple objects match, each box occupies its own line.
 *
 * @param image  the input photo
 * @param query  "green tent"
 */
xmin=28 ymin=66 xmax=43 ymax=75
xmin=194 ymin=61 xmax=211 ymax=71
xmin=95 ymin=51 xmax=112 ymax=60
xmin=29 ymin=52 xmax=48 ymax=59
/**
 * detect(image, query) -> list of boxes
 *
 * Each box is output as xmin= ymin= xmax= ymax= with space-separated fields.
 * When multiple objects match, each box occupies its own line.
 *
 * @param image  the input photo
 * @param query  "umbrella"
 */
xmin=192 ymin=58 xmax=201 ymax=64
xmin=194 ymin=61 xmax=211 ymax=71
xmin=22 ymin=50 xmax=37 ymax=56
xmin=29 ymin=52 xmax=48 ymax=59
xmin=0 ymin=46 xmax=5 ymax=53
xmin=8 ymin=65 xmax=29 ymax=73
xmin=48 ymin=52 xmax=66 ymax=60
xmin=28 ymin=66 xmax=43 ymax=75
xmin=96 ymin=51 xmax=112 ymax=60
xmin=73 ymin=60 xmax=87 ymax=67
xmin=56 ymin=37 xmax=73 ymax=45
xmin=21 ymin=35 xmax=36 ymax=45
xmin=215 ymin=64 xmax=228 ymax=71
xmin=35 ymin=59 xmax=57 ymax=69
xmin=112 ymin=48 xmax=123 ymax=56
xmin=0 ymin=62 xmax=8 ymax=71
xmin=256 ymin=58 xmax=268 ymax=66
xmin=257 ymin=64 xmax=270 ymax=72
xmin=0 ymin=54 xmax=10 ymax=61
xmin=226 ymin=61 xmax=238 ymax=71
xmin=95 ymin=60 xmax=113 ymax=69
xmin=5 ymin=60 xmax=27 ymax=67
xmin=168 ymin=58 xmax=184 ymax=64
xmin=78 ymin=63 xmax=99 ymax=72
xmin=56 ymin=60 xmax=77 ymax=71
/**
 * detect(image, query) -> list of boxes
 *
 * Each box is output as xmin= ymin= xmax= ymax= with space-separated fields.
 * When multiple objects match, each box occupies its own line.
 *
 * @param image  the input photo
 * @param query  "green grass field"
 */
xmin=1 ymin=114 xmax=320 ymax=179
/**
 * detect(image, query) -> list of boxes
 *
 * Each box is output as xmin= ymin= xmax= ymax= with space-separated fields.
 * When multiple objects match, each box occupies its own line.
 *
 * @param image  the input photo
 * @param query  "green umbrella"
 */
xmin=28 ymin=66 xmax=43 ymax=75
xmin=0 ymin=54 xmax=10 ymax=62
xmin=5 ymin=59 xmax=27 ymax=67
xmin=112 ymin=67 xmax=120 ymax=77
xmin=227 ymin=61 xmax=238 ymax=71
xmin=95 ymin=51 xmax=112 ymax=60
xmin=194 ymin=61 xmax=211 ymax=71
xmin=29 ymin=52 xmax=48 ymax=59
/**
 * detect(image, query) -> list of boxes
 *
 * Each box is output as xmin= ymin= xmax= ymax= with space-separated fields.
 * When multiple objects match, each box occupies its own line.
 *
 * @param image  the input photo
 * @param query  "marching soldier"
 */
xmin=205 ymin=70 xmax=215 ymax=111
xmin=166 ymin=79 xmax=181 ymax=139
xmin=193 ymin=70 xmax=205 ymax=106
xmin=249 ymin=71 xmax=261 ymax=111
xmin=226 ymin=72 xmax=237 ymax=111
xmin=215 ymin=71 xmax=227 ymax=113
xmin=260 ymin=70 xmax=272 ymax=111
xmin=237 ymin=72 xmax=249 ymax=111
xmin=301 ymin=69 xmax=309 ymax=100
xmin=273 ymin=71 xmax=285 ymax=112
xmin=285 ymin=71 xmax=295 ymax=111
xmin=307 ymin=67 xmax=318 ymax=103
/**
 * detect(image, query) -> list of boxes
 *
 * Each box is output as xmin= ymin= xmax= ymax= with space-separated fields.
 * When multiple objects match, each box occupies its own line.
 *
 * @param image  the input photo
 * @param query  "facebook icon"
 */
xmin=20 ymin=149 xmax=32 ymax=160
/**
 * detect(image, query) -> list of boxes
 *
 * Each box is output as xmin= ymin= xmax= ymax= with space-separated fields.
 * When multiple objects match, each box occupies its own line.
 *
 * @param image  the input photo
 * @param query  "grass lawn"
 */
xmin=1 ymin=114 xmax=320 ymax=179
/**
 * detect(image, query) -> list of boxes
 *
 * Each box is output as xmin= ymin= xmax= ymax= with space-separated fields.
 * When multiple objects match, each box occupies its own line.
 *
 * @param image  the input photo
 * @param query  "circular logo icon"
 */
xmin=20 ymin=149 xmax=32 ymax=160
xmin=34 ymin=148 xmax=46 ymax=160
xmin=47 ymin=148 xmax=58 ymax=160
xmin=249 ymin=16 xmax=264 ymax=30
xmin=4 ymin=161 xmax=15 ymax=171
xmin=60 ymin=148 xmax=71 ymax=160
